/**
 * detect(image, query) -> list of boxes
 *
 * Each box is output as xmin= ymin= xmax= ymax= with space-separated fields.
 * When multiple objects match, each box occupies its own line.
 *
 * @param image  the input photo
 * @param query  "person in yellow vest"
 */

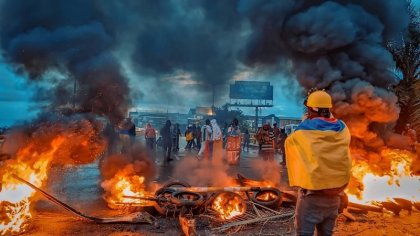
xmin=285 ymin=90 xmax=352 ymax=236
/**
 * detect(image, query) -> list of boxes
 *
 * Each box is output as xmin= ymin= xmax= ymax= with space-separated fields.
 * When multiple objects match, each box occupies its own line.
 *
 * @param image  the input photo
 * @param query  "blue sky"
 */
xmin=0 ymin=63 xmax=40 ymax=126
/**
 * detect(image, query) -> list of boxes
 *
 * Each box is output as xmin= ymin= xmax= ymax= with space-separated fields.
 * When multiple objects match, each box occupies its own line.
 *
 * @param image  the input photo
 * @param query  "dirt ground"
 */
xmin=21 ymin=203 xmax=420 ymax=236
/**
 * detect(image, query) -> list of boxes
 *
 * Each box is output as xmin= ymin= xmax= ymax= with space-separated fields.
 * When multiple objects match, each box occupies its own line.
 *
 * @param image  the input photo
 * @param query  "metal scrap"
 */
xmin=12 ymin=174 xmax=155 ymax=224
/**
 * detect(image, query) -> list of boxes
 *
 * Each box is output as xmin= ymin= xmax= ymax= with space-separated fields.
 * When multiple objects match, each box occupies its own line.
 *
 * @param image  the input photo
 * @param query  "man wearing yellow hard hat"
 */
xmin=285 ymin=90 xmax=352 ymax=236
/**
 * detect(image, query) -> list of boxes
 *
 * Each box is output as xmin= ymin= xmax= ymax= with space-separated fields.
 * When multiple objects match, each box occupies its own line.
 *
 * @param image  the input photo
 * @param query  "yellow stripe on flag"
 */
xmin=285 ymin=127 xmax=352 ymax=190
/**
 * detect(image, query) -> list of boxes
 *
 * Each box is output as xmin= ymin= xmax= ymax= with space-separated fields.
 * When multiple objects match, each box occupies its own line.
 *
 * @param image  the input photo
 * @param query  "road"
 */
xmin=18 ymin=137 xmax=420 ymax=235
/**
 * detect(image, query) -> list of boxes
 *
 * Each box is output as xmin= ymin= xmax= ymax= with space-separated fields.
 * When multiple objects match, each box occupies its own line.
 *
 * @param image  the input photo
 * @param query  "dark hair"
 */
xmin=205 ymin=119 xmax=210 ymax=125
xmin=165 ymin=120 xmax=171 ymax=127
xmin=232 ymin=118 xmax=239 ymax=126
xmin=318 ymin=108 xmax=330 ymax=118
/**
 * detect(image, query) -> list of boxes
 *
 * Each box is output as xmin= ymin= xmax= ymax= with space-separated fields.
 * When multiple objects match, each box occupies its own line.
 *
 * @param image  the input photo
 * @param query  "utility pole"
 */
xmin=73 ymin=78 xmax=76 ymax=111
xmin=212 ymin=84 xmax=215 ymax=108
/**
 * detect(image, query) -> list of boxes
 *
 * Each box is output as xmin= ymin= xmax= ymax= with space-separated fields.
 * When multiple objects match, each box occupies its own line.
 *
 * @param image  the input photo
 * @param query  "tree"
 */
xmin=388 ymin=0 xmax=420 ymax=133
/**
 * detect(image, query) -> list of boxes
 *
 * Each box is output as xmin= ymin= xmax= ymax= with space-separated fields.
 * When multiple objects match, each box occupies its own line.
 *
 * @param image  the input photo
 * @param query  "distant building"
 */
xmin=242 ymin=114 xmax=301 ymax=128
xmin=129 ymin=111 xmax=189 ymax=132
xmin=277 ymin=116 xmax=302 ymax=128
xmin=128 ymin=106 xmax=214 ymax=133
xmin=187 ymin=106 xmax=214 ymax=126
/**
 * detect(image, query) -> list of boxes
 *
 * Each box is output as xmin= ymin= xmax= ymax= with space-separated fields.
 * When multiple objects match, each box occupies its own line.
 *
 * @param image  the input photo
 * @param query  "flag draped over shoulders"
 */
xmin=285 ymin=117 xmax=352 ymax=190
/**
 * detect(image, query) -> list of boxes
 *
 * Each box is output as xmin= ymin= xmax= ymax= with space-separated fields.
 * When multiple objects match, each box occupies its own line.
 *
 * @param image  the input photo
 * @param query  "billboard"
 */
xmin=229 ymin=81 xmax=273 ymax=100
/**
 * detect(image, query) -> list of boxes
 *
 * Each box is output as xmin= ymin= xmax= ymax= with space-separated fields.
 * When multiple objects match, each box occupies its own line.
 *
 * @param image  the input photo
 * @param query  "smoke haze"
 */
xmin=0 ymin=0 xmax=410 ymax=151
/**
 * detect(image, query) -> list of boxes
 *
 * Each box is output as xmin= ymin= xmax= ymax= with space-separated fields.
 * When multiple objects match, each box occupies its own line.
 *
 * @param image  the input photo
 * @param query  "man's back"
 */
xmin=285 ymin=117 xmax=352 ymax=190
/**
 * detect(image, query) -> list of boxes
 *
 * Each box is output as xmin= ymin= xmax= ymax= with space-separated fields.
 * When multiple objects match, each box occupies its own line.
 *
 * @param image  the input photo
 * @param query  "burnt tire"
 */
xmin=251 ymin=187 xmax=282 ymax=208
xmin=154 ymin=182 xmax=192 ymax=215
xmin=154 ymin=188 xmax=179 ymax=216
xmin=170 ymin=191 xmax=204 ymax=207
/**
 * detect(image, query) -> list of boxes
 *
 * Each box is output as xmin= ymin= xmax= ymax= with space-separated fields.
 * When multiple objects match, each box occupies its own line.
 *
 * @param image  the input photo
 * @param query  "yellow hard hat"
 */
xmin=307 ymin=90 xmax=333 ymax=108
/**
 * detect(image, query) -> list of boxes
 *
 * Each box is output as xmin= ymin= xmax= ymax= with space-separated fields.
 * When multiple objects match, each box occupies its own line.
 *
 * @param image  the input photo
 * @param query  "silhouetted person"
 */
xmin=273 ymin=123 xmax=280 ymax=151
xmin=172 ymin=123 xmax=181 ymax=152
xmin=160 ymin=120 xmax=173 ymax=163
xmin=128 ymin=120 xmax=136 ymax=144
xmin=185 ymin=125 xmax=194 ymax=150
xmin=198 ymin=119 xmax=213 ymax=160
xmin=196 ymin=125 xmax=202 ymax=149
xmin=243 ymin=129 xmax=250 ymax=152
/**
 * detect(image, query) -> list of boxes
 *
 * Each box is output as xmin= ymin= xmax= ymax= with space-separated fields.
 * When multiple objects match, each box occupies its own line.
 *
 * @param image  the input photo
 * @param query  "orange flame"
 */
xmin=211 ymin=192 xmax=246 ymax=220
xmin=101 ymin=164 xmax=152 ymax=208
xmin=0 ymin=120 xmax=105 ymax=235
xmin=347 ymin=149 xmax=420 ymax=204
xmin=256 ymin=191 xmax=278 ymax=202
xmin=0 ymin=136 xmax=64 ymax=235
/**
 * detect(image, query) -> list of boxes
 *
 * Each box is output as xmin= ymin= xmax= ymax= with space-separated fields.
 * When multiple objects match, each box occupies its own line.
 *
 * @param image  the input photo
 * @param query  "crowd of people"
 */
xmin=137 ymin=117 xmax=292 ymax=165
xmin=142 ymin=118 xmax=225 ymax=164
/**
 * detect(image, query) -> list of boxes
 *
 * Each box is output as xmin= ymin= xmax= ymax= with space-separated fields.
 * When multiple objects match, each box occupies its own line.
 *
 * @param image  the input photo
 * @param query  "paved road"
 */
xmin=41 ymin=136 xmax=289 ymax=213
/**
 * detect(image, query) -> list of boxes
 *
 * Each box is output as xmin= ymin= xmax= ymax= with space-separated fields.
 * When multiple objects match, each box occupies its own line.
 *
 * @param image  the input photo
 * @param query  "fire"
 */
xmin=0 ymin=136 xmax=64 ymax=235
xmin=347 ymin=149 xmax=420 ymax=204
xmin=256 ymin=191 xmax=278 ymax=202
xmin=0 ymin=120 xmax=106 ymax=235
xmin=211 ymin=192 xmax=246 ymax=220
xmin=101 ymin=164 xmax=152 ymax=209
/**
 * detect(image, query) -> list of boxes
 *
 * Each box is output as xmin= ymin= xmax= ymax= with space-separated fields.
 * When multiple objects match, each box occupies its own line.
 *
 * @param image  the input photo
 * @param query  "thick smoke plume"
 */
xmin=0 ymin=0 xmax=413 ymax=180
xmin=242 ymin=1 xmax=410 ymax=156
xmin=0 ymin=0 xmax=130 ymax=124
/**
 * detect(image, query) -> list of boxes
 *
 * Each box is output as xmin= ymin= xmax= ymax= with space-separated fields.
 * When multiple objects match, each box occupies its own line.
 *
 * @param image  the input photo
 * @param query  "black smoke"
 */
xmin=128 ymin=0 xmax=244 ymax=102
xmin=241 ymin=0 xmax=410 ymax=152
xmin=0 ymin=0 xmax=130 ymax=124
xmin=0 ymin=0 xmax=411 ymax=145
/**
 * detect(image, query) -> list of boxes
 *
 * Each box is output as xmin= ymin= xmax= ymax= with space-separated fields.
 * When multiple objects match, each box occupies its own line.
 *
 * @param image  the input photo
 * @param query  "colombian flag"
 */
xmin=285 ymin=117 xmax=352 ymax=190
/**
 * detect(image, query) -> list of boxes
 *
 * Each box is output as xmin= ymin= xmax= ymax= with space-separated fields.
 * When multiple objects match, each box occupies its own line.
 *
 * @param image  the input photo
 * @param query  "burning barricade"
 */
xmin=0 ymin=118 xmax=419 ymax=236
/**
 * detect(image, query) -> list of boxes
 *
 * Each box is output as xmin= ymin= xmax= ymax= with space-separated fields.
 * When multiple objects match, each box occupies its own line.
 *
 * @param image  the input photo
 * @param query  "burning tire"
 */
xmin=211 ymin=191 xmax=247 ymax=220
xmin=250 ymin=187 xmax=282 ymax=208
xmin=170 ymin=191 xmax=204 ymax=207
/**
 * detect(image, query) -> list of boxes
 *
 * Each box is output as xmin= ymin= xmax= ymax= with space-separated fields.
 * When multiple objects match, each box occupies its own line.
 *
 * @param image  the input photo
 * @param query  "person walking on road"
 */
xmin=198 ymin=119 xmax=213 ymax=160
xmin=211 ymin=119 xmax=223 ymax=160
xmin=285 ymin=90 xmax=352 ymax=236
xmin=172 ymin=123 xmax=181 ymax=152
xmin=242 ymin=129 xmax=250 ymax=152
xmin=160 ymin=120 xmax=173 ymax=163
xmin=256 ymin=123 xmax=275 ymax=161
xmin=273 ymin=123 xmax=280 ymax=152
xmin=185 ymin=125 xmax=194 ymax=150
xmin=196 ymin=125 xmax=202 ymax=150
xmin=145 ymin=123 xmax=156 ymax=151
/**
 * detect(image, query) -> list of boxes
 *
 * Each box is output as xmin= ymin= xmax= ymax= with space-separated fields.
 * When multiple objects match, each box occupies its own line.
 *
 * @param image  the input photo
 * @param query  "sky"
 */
xmin=0 ymin=0 xmax=417 ymax=127
xmin=0 ymin=63 xmax=39 ymax=126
